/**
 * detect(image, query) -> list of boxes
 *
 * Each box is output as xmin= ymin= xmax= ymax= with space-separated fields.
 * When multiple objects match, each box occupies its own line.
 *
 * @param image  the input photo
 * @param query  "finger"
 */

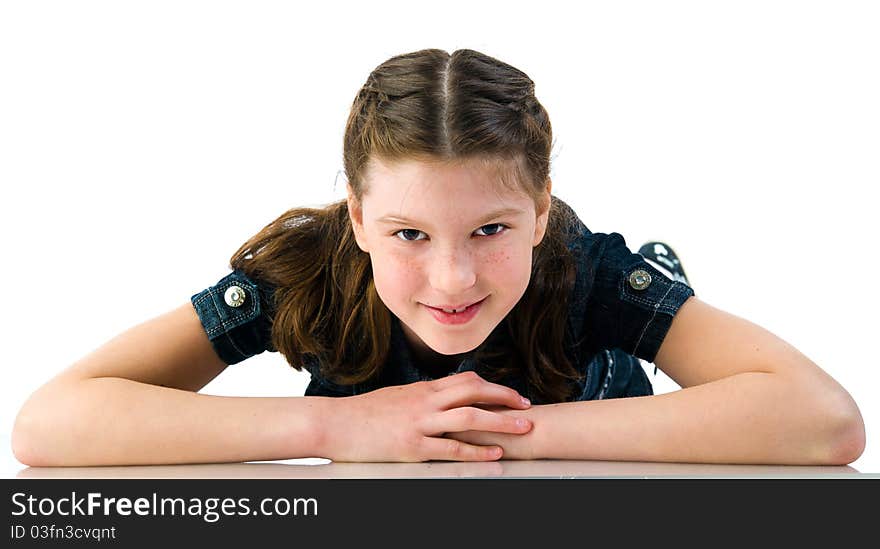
xmin=428 ymin=407 xmax=532 ymax=435
xmin=429 ymin=370 xmax=484 ymax=389
xmin=419 ymin=436 xmax=503 ymax=462
xmin=431 ymin=370 xmax=524 ymax=395
xmin=436 ymin=376 xmax=530 ymax=411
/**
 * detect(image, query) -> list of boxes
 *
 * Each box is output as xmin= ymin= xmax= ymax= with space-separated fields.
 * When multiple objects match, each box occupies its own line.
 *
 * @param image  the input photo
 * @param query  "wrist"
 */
xmin=307 ymin=395 xmax=352 ymax=460
xmin=530 ymin=402 xmax=577 ymax=460
xmin=521 ymin=404 xmax=554 ymax=460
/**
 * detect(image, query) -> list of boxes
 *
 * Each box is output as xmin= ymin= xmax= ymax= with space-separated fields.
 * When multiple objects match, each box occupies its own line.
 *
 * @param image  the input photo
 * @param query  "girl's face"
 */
xmin=348 ymin=156 xmax=551 ymax=363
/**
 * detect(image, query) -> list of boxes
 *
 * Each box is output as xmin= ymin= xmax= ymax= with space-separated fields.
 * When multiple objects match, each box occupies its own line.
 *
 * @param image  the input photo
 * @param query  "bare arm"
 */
xmin=12 ymin=301 xmax=330 ymax=466
xmin=13 ymin=378 xmax=333 ymax=466
xmin=446 ymin=297 xmax=866 ymax=465
xmin=530 ymin=370 xmax=858 ymax=464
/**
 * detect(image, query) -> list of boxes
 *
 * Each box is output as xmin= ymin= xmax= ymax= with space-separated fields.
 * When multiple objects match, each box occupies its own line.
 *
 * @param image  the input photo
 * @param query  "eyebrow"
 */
xmin=377 ymin=206 xmax=526 ymax=226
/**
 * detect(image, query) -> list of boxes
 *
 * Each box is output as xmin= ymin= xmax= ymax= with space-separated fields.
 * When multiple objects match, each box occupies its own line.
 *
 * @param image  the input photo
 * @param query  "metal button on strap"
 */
xmin=224 ymin=285 xmax=247 ymax=307
xmin=628 ymin=269 xmax=652 ymax=290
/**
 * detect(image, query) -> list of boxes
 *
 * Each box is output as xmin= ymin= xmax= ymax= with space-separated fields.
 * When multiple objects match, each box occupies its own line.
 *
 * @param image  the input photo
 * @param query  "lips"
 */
xmin=426 ymin=297 xmax=486 ymax=312
xmin=425 ymin=296 xmax=486 ymax=325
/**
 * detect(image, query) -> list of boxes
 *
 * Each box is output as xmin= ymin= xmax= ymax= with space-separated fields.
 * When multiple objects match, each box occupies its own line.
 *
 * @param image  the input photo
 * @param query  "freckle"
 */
xmin=484 ymin=250 xmax=509 ymax=264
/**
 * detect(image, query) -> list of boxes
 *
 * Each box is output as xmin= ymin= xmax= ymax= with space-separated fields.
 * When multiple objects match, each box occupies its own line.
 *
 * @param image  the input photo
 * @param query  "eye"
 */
xmin=475 ymin=223 xmax=509 ymax=237
xmin=392 ymin=223 xmax=509 ymax=242
xmin=393 ymin=228 xmax=427 ymax=242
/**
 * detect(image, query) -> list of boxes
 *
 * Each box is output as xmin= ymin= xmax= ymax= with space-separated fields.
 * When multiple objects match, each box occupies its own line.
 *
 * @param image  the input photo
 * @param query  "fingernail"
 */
xmin=521 ymin=397 xmax=530 ymax=406
xmin=516 ymin=418 xmax=529 ymax=428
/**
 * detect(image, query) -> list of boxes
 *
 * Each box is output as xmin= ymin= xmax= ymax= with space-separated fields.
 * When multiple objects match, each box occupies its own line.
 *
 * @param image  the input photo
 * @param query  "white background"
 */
xmin=1 ymin=0 xmax=877 ymax=475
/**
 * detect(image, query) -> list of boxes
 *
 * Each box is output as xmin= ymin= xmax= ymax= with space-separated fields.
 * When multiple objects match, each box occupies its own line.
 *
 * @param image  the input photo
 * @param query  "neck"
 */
xmin=400 ymin=322 xmax=472 ymax=374
xmin=413 ymin=345 xmax=469 ymax=372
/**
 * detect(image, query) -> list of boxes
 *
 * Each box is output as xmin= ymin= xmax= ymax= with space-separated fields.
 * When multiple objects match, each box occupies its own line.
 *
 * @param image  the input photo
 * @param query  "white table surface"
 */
xmin=2 ymin=434 xmax=869 ymax=479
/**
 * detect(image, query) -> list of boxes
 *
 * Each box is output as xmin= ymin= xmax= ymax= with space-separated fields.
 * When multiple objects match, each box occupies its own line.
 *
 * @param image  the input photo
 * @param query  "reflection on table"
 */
xmin=14 ymin=459 xmax=863 ymax=479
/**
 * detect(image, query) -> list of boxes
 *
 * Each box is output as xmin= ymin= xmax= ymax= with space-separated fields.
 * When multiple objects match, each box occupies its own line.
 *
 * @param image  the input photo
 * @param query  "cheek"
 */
xmin=483 ymin=247 xmax=520 ymax=270
xmin=481 ymin=244 xmax=531 ymax=286
xmin=487 ymin=242 xmax=531 ymax=267
xmin=372 ymin=251 xmax=422 ymax=293
xmin=482 ymin=247 xmax=512 ymax=265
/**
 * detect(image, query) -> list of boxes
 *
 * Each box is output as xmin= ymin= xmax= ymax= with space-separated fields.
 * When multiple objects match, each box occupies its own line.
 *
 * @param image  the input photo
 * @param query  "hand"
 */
xmin=321 ymin=371 xmax=533 ymax=462
xmin=443 ymin=403 xmax=538 ymax=460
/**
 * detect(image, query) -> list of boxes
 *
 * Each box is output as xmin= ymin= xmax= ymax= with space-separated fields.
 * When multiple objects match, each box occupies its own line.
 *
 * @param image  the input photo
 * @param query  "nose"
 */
xmin=427 ymin=246 xmax=477 ymax=296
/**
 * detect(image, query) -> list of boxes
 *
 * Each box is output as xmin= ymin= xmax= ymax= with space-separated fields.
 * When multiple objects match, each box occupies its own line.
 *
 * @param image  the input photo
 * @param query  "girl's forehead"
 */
xmin=364 ymin=156 xmax=527 ymax=199
xmin=365 ymin=177 xmax=527 ymax=212
xmin=368 ymin=156 xmax=504 ymax=179
xmin=365 ymin=187 xmax=533 ymax=230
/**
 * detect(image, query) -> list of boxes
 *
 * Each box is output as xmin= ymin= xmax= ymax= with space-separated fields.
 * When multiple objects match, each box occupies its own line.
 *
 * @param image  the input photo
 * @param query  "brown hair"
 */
xmin=229 ymin=48 xmax=584 ymax=403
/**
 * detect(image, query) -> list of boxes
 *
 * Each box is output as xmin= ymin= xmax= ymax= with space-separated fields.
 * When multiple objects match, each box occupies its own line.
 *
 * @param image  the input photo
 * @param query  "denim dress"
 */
xmin=190 ymin=197 xmax=695 ymax=403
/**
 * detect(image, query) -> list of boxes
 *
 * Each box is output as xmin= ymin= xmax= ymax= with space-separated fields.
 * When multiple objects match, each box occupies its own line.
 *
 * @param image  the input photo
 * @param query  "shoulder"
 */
xmin=558 ymin=216 xmax=695 ymax=364
xmin=189 ymin=268 xmax=279 ymax=364
xmin=550 ymin=194 xmax=625 ymax=267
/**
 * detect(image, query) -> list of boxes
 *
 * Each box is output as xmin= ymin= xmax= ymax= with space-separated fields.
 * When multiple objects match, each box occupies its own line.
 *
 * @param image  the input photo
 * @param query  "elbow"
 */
xmin=12 ymin=380 xmax=87 ymax=467
xmin=824 ymin=411 xmax=865 ymax=466
xmin=12 ymin=388 xmax=64 ymax=467
xmin=11 ymin=408 xmax=46 ymax=467
xmin=817 ymin=390 xmax=866 ymax=466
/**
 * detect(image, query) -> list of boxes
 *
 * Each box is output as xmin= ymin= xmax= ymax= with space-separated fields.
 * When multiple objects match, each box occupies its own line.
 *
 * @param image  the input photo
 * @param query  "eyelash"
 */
xmin=391 ymin=223 xmax=510 ymax=242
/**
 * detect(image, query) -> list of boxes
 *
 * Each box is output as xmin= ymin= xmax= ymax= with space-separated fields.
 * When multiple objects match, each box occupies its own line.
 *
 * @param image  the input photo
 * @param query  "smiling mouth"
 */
xmin=424 ymin=297 xmax=487 ymax=313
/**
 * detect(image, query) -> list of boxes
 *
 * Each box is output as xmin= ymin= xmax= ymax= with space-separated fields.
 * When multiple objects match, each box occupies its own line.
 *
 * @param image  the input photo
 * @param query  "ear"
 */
xmin=532 ymin=178 xmax=552 ymax=247
xmin=347 ymin=184 xmax=370 ymax=253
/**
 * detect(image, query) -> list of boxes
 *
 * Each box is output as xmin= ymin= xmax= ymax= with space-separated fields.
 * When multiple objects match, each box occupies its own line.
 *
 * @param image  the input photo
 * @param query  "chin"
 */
xmin=421 ymin=331 xmax=485 ymax=355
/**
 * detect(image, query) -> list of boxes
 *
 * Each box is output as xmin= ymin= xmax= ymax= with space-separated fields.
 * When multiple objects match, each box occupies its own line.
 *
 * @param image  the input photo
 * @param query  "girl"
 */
xmin=12 ymin=48 xmax=864 ymax=467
